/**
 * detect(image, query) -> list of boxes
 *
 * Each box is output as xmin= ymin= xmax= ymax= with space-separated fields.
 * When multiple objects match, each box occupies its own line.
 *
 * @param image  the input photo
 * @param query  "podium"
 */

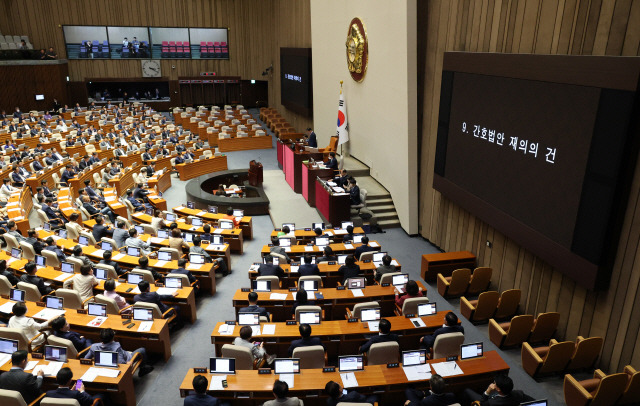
xmin=248 ymin=160 xmax=263 ymax=186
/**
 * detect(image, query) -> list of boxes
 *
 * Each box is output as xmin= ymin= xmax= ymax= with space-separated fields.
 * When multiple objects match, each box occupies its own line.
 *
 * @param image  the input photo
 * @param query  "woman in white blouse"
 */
xmin=8 ymin=302 xmax=55 ymax=346
xmin=63 ymin=264 xmax=98 ymax=303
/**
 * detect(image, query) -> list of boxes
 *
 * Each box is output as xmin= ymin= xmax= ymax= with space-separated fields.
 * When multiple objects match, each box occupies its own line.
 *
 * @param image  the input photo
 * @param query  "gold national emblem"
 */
xmin=345 ymin=18 xmax=368 ymax=82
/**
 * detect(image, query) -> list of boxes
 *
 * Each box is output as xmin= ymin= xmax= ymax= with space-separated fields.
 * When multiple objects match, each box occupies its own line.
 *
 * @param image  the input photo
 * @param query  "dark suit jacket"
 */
xmin=298 ymin=264 xmax=320 ymax=276
xmin=184 ymin=393 xmax=219 ymax=406
xmin=53 ymin=330 xmax=92 ymax=352
xmin=20 ymin=274 xmax=52 ymax=295
xmin=338 ymin=264 xmax=361 ymax=281
xmin=1 ymin=269 xmax=19 ymax=286
xmin=288 ymin=336 xmax=324 ymax=356
xmin=422 ymin=325 xmax=464 ymax=349
xmin=478 ymin=390 xmax=533 ymax=406
xmin=350 ymin=185 xmax=361 ymax=205
xmin=46 ymin=387 xmax=94 ymax=406
xmin=354 ymin=244 xmax=376 ymax=259
xmin=408 ymin=392 xmax=457 ymax=406
xmin=83 ymin=202 xmax=100 ymax=216
xmin=172 ymin=267 xmax=196 ymax=284
xmin=100 ymin=259 xmax=124 ymax=276
xmin=327 ymin=391 xmax=376 ymax=406
xmin=359 ymin=332 xmax=399 ymax=353
xmin=258 ymin=264 xmax=284 ymax=278
xmin=308 ymin=132 xmax=317 ymax=148
xmin=239 ymin=304 xmax=269 ymax=319
xmin=92 ymin=224 xmax=110 ymax=242
xmin=134 ymin=291 xmax=173 ymax=314
xmin=133 ymin=187 xmax=149 ymax=200
xmin=325 ymin=157 xmax=338 ymax=169
xmin=0 ymin=368 xmax=42 ymax=404
xmin=32 ymin=161 xmax=44 ymax=171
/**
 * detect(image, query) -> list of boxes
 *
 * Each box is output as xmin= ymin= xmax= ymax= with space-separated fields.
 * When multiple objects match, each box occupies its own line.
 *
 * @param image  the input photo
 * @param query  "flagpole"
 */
xmin=339 ymin=81 xmax=343 ymax=156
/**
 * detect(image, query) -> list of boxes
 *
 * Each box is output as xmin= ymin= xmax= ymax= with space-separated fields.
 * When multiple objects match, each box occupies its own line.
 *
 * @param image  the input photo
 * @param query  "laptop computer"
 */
xmin=60 ymin=261 xmax=74 ymax=274
xmin=94 ymin=350 xmax=118 ymax=368
xmin=127 ymin=246 xmax=141 ymax=257
xmin=402 ymin=349 xmax=427 ymax=366
xmin=165 ymin=277 xmax=183 ymax=289
xmin=210 ymin=357 xmax=236 ymax=374
xmin=337 ymin=254 xmax=348 ymax=265
xmin=274 ymin=358 xmax=300 ymax=374
xmin=157 ymin=250 xmax=172 ymax=261
xmin=341 ymin=221 xmax=354 ymax=229
xmin=191 ymin=217 xmax=203 ymax=227
xmin=9 ymin=288 xmax=25 ymax=302
xmin=263 ymin=256 xmax=280 ymax=266
xmin=165 ymin=213 xmax=176 ymax=222
xmin=187 ymin=201 xmax=195 ymax=209
xmin=44 ymin=345 xmax=68 ymax=362
xmin=134 ymin=225 xmax=145 ymax=235
xmin=460 ymin=342 xmax=484 ymax=360
xmin=87 ymin=303 xmax=107 ymax=317
xmin=157 ymin=229 xmax=170 ymax=239
xmin=417 ymin=303 xmax=437 ymax=317
xmin=312 ymin=222 xmax=325 ymax=230
xmin=211 ymin=235 xmax=224 ymax=245
xmin=35 ymin=254 xmax=46 ymax=268
xmin=233 ymin=209 xmax=243 ymax=219
xmin=43 ymin=222 xmax=51 ymax=231
xmin=219 ymin=220 xmax=233 ymax=229
xmin=315 ymin=237 xmax=329 ymax=247
xmin=298 ymin=311 xmax=321 ymax=325
xmin=46 ymin=296 xmax=64 ymax=310
xmin=346 ymin=277 xmax=366 ymax=289
xmin=190 ymin=253 xmax=205 ymax=265
xmin=95 ymin=267 xmax=108 ymax=280
xmin=10 ymin=248 xmax=21 ymax=260
xmin=338 ymin=355 xmax=364 ymax=372
xmin=300 ymin=280 xmax=318 ymax=292
xmin=352 ymin=234 xmax=364 ymax=243
xmin=183 ymin=233 xmax=194 ymax=243
xmin=145 ymin=207 xmax=154 ymax=216
xmin=372 ymin=252 xmax=387 ymax=265
xmin=282 ymin=223 xmax=295 ymax=231
xmin=360 ymin=308 xmax=381 ymax=322
xmin=133 ymin=307 xmax=154 ymax=321
xmin=392 ymin=273 xmax=409 ymax=287
xmin=208 ymin=205 xmax=218 ymax=214
xmin=78 ymin=235 xmax=90 ymax=246
xmin=279 ymin=238 xmax=291 ymax=247
xmin=101 ymin=241 xmax=114 ymax=251
xmin=237 ymin=312 xmax=260 ymax=325
xmin=0 ymin=338 xmax=18 ymax=354
xmin=58 ymin=229 xmax=67 ymax=239
xmin=252 ymin=280 xmax=271 ymax=292
xmin=127 ymin=273 xmax=144 ymax=284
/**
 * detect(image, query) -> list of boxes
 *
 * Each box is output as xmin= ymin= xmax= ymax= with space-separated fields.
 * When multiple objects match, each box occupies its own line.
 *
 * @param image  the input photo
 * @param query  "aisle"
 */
xmin=262 ymin=169 xmax=323 ymax=227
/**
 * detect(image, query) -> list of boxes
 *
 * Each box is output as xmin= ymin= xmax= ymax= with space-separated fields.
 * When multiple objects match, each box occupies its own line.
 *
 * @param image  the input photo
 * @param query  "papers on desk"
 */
xmin=213 ymin=229 xmax=224 ymax=234
xmin=156 ymin=287 xmax=177 ymax=296
xmin=324 ymin=230 xmax=334 ymax=236
xmin=33 ymin=308 xmax=66 ymax=319
xmin=333 ymin=193 xmax=349 ymax=196
xmin=369 ymin=242 xmax=380 ymax=247
xmin=24 ymin=360 xmax=39 ymax=371
xmin=209 ymin=375 xmax=227 ymax=390
xmin=269 ymin=293 xmax=288 ymax=300
xmin=327 ymin=181 xmax=337 ymax=187
xmin=306 ymin=291 xmax=315 ymax=301
xmin=218 ymin=324 xmax=234 ymax=335
xmin=343 ymin=244 xmax=354 ymax=250
xmin=0 ymin=301 xmax=16 ymax=313
xmin=351 ymin=289 xmax=364 ymax=297
xmin=284 ymin=247 xmax=291 ymax=252
xmin=32 ymin=361 xmax=64 ymax=377
xmin=279 ymin=373 xmax=294 ymax=388
xmin=0 ymin=353 xmax=12 ymax=367
xmin=53 ymin=273 xmax=73 ymax=282
xmin=409 ymin=318 xmax=426 ymax=328
xmin=187 ymin=263 xmax=202 ymax=270
xmin=304 ymin=246 xmax=315 ymax=252
xmin=87 ymin=316 xmax=107 ymax=327
xmin=332 ymin=187 xmax=345 ymax=193
xmin=105 ymin=197 xmax=116 ymax=202
xmin=93 ymin=249 xmax=105 ymax=258
xmin=431 ymin=361 xmax=463 ymax=377
xmin=174 ymin=206 xmax=185 ymax=211
xmin=368 ymin=321 xmax=379 ymax=332
xmin=289 ymin=265 xmax=299 ymax=273
xmin=149 ymin=237 xmax=165 ymax=244
xmin=208 ymin=245 xmax=225 ymax=251
xmin=403 ymin=364 xmax=432 ymax=381
xmin=340 ymin=372 xmax=358 ymax=388
xmin=80 ymin=367 xmax=121 ymax=382
xmin=50 ymin=235 xmax=61 ymax=241
xmin=262 ymin=324 xmax=276 ymax=335
xmin=197 ymin=211 xmax=207 ymax=216
xmin=138 ymin=321 xmax=153 ymax=332
xmin=112 ymin=253 xmax=126 ymax=260
xmin=154 ymin=260 xmax=168 ymax=267
xmin=391 ymin=260 xmax=400 ymax=266
xmin=249 ymin=264 xmax=260 ymax=272
xmin=250 ymin=325 xmax=261 ymax=336
xmin=333 ymin=229 xmax=347 ymax=235
xmin=130 ymin=287 xmax=141 ymax=294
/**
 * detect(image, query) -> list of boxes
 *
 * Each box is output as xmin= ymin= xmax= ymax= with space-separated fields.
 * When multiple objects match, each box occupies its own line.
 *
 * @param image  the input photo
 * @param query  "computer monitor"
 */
xmin=237 ymin=312 xmax=260 ymax=325
xmin=337 ymin=254 xmax=348 ymax=265
xmin=352 ymin=234 xmax=364 ymax=243
xmin=252 ymin=280 xmax=271 ymax=292
xmin=183 ymin=232 xmax=194 ymax=243
xmin=127 ymin=246 xmax=141 ymax=257
xmin=61 ymin=262 xmax=74 ymax=274
xmin=43 ymin=222 xmax=51 ymax=231
xmin=341 ymin=221 xmax=354 ymax=229
xmin=187 ymin=201 xmax=195 ymax=209
xmin=274 ymin=358 xmax=300 ymax=374
xmin=101 ymin=241 xmax=113 ymax=251
xmin=417 ymin=303 xmax=437 ymax=317
xmin=312 ymin=222 xmax=325 ymax=230
xmin=95 ymin=267 xmax=108 ymax=280
xmin=165 ymin=277 xmax=182 ymax=289
xmin=346 ymin=277 xmax=366 ymax=289
xmin=132 ymin=225 xmax=144 ymax=235
xmin=360 ymin=308 xmax=381 ymax=322
xmin=35 ymin=254 xmax=46 ymax=267
xmin=402 ymin=350 xmax=427 ymax=366
xmin=46 ymin=296 xmax=63 ymax=310
xmin=94 ymin=351 xmax=118 ymax=368
xmin=282 ymin=223 xmax=295 ymax=231
xmin=290 ymin=264 xmax=299 ymax=273
xmin=145 ymin=207 xmax=154 ymax=216
xmin=210 ymin=357 xmax=236 ymax=374
xmin=10 ymin=248 xmax=21 ymax=259
xmin=208 ymin=205 xmax=218 ymax=214
xmin=165 ymin=213 xmax=176 ymax=222
xmin=338 ymin=355 xmax=364 ymax=372
xmin=78 ymin=235 xmax=89 ymax=246
xmin=0 ymin=338 xmax=18 ymax=354
xmin=392 ymin=273 xmax=409 ymax=287
xmin=520 ymin=401 xmax=547 ymax=406
xmin=301 ymin=280 xmax=318 ymax=292
xmin=127 ymin=273 xmax=144 ymax=284
xmin=157 ymin=251 xmax=172 ymax=261
xmin=9 ymin=288 xmax=25 ymax=302
xmin=133 ymin=307 xmax=154 ymax=321
xmin=157 ymin=229 xmax=170 ymax=239
xmin=189 ymin=253 xmax=205 ymax=265
xmin=219 ymin=220 xmax=233 ymax=229
xmin=58 ymin=229 xmax=67 ymax=239
xmin=315 ymin=237 xmax=329 ymax=247
xmin=263 ymin=256 xmax=280 ymax=266
xmin=460 ymin=342 xmax=484 ymax=360
xmin=278 ymin=238 xmax=291 ymax=247
xmin=211 ymin=235 xmax=224 ymax=245
xmin=372 ymin=252 xmax=387 ymax=262
xmin=191 ymin=218 xmax=203 ymax=227
xmin=298 ymin=311 xmax=321 ymax=325
xmin=233 ymin=209 xmax=243 ymax=218
xmin=87 ymin=303 xmax=107 ymax=317
xmin=44 ymin=345 xmax=68 ymax=362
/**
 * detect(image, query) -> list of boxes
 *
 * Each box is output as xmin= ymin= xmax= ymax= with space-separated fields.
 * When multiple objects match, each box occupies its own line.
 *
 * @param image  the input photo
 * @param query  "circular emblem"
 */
xmin=345 ymin=17 xmax=368 ymax=82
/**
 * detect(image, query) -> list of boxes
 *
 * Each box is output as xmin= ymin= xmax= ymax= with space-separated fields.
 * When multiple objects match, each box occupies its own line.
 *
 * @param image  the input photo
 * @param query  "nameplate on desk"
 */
xmin=80 ymin=359 xmax=93 ymax=365
xmin=362 ymin=259 xmax=372 ymax=263
xmin=288 ymin=287 xmax=297 ymax=292
xmin=193 ymin=367 xmax=207 ymax=373
xmin=32 ymin=353 xmax=43 ymax=359
xmin=274 ymin=228 xmax=281 ymax=232
xmin=381 ymin=283 xmax=391 ymax=287
xmin=304 ymin=228 xmax=312 ymax=231
xmin=155 ymin=282 xmax=164 ymax=287
xmin=328 ymin=261 xmax=336 ymax=265
xmin=306 ymin=243 xmax=313 ymax=246
xmin=286 ymin=320 xmax=297 ymax=325
xmin=347 ymin=318 xmax=358 ymax=323
xmin=118 ymin=279 xmax=126 ymax=283
xmin=77 ymin=309 xmax=88 ymax=315
xmin=241 ymin=288 xmax=251 ymax=292
xmin=225 ymin=320 xmax=236 ymax=325
xmin=336 ymin=286 xmax=346 ymax=291
xmin=121 ymin=314 xmax=132 ymax=320
xmin=258 ymin=368 xmax=272 ymax=374
xmin=387 ymin=363 xmax=399 ymax=368
xmin=323 ymin=367 xmax=336 ymax=373
xmin=446 ymin=355 xmax=458 ymax=361
xmin=267 ymin=244 xmax=273 ymax=247
xmin=404 ymin=314 xmax=415 ymax=318
xmin=36 ymin=301 xmax=45 ymax=307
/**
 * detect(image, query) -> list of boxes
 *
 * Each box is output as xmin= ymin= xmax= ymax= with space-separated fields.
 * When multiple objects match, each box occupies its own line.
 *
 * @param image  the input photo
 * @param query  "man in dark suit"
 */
xmin=43 ymin=152 xmax=56 ymax=166
xmin=20 ymin=261 xmax=52 ymax=295
xmin=239 ymin=292 xmax=270 ymax=319
xmin=78 ymin=155 xmax=92 ymax=170
xmin=463 ymin=374 xmax=533 ymax=406
xmin=324 ymin=152 xmax=338 ymax=170
xmin=354 ymin=236 xmax=376 ymax=259
xmin=83 ymin=179 xmax=104 ymax=203
xmin=92 ymin=215 xmax=111 ymax=242
xmin=0 ymin=350 xmax=44 ymax=404
xmin=404 ymin=374 xmax=457 ymax=406
xmin=100 ymin=250 xmax=124 ymax=276
xmin=287 ymin=323 xmax=324 ymax=356
xmin=46 ymin=367 xmax=103 ymax=406
xmin=32 ymin=159 xmax=44 ymax=172
xmin=132 ymin=183 xmax=150 ymax=202
xmin=299 ymin=254 xmax=320 ymax=276
xmin=325 ymin=380 xmax=377 ymax=406
xmin=305 ymin=128 xmax=317 ymax=148
xmin=420 ymin=312 xmax=464 ymax=350
xmin=258 ymin=257 xmax=285 ymax=279
xmin=82 ymin=196 xmax=116 ymax=224
xmin=10 ymin=166 xmax=25 ymax=187
xmin=334 ymin=169 xmax=349 ymax=187
xmin=185 ymin=375 xmax=221 ymax=406
xmin=51 ymin=317 xmax=93 ymax=352
xmin=60 ymin=164 xmax=76 ymax=186
xmin=172 ymin=258 xmax=196 ymax=284
xmin=359 ymin=318 xmax=399 ymax=353
xmin=133 ymin=280 xmax=179 ymax=317
xmin=141 ymin=149 xmax=153 ymax=161
xmin=348 ymin=177 xmax=361 ymax=206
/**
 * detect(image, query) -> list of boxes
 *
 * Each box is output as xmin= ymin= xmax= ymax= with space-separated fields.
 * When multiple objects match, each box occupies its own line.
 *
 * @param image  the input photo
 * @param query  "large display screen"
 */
xmin=280 ymin=47 xmax=313 ymax=117
xmin=434 ymin=53 xmax=640 ymax=290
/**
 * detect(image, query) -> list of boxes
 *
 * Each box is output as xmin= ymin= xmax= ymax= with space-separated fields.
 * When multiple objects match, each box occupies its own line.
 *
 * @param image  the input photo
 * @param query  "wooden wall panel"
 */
xmin=418 ymin=0 xmax=640 ymax=373
xmin=0 ymin=63 xmax=69 ymax=112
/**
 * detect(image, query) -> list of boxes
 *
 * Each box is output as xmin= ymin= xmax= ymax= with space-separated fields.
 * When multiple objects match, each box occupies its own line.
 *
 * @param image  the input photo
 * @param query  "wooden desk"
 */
xmin=302 ymin=162 xmax=334 ymax=206
xmin=172 ymin=206 xmax=253 ymax=240
xmin=218 ymin=135 xmax=272 ymax=152
xmin=179 ymin=351 xmax=509 ymax=406
xmin=108 ymin=166 xmax=137 ymax=196
xmin=421 ymin=251 xmax=476 ymax=282
xmin=268 ymin=227 xmax=365 ymax=244
xmin=211 ymin=312 xmax=452 ymax=359
xmin=260 ymin=241 xmax=381 ymax=258
xmin=293 ymin=151 xmax=324 ymax=193
xmin=147 ymin=168 xmax=172 ymax=194
xmin=103 ymin=188 xmax=129 ymax=219
xmin=315 ymin=179 xmax=350 ymax=225
xmin=175 ymin=155 xmax=228 ymax=181
xmin=68 ymin=162 xmax=108 ymax=199
xmin=6 ymin=188 xmax=31 ymax=235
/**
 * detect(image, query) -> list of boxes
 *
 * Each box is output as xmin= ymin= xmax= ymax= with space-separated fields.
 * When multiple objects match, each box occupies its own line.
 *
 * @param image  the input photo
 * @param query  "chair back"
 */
xmin=467 ymin=267 xmax=492 ymax=296
xmin=123 ymin=199 xmax=135 ymax=214
xmin=41 ymin=398 xmax=81 ymax=406
xmin=17 ymin=281 xmax=42 ymax=302
xmin=568 ymin=336 xmax=604 ymax=371
xmin=494 ymin=289 xmax=521 ymax=319
xmin=94 ymin=294 xmax=122 ymax=315
xmin=529 ymin=312 xmax=560 ymax=344
xmin=3 ymin=234 xmax=19 ymax=251
xmin=80 ymin=231 xmax=96 ymax=246
xmin=117 ymin=216 xmax=132 ymax=229
xmin=619 ymin=366 xmax=640 ymax=405
xmin=351 ymin=301 xmax=380 ymax=319
xmin=101 ymin=237 xmax=118 ymax=249
xmin=131 ymin=269 xmax=155 ymax=283
xmin=19 ymin=242 xmax=36 ymax=261
xmin=256 ymin=275 xmax=280 ymax=288
xmin=359 ymin=251 xmax=374 ymax=262
xmin=42 ymin=250 xmax=61 ymax=268
xmin=433 ymin=332 xmax=465 ymax=359
xmin=94 ymin=264 xmax=118 ymax=280
xmin=221 ymin=344 xmax=254 ymax=370
xmin=294 ymin=305 xmax=322 ymax=322
xmin=55 ymin=288 xmax=84 ymax=310
xmin=0 ymin=327 xmax=29 ymax=351
xmin=79 ymin=206 xmax=92 ymax=221
xmin=292 ymin=345 xmax=325 ymax=369
xmin=64 ymin=223 xmax=80 ymax=240
xmin=166 ymin=273 xmax=190 ymax=287
xmin=448 ymin=268 xmax=472 ymax=296
xmin=298 ymin=275 xmax=322 ymax=288
xmin=159 ymin=247 xmax=180 ymax=261
xmin=367 ymin=341 xmax=399 ymax=365
xmin=37 ymin=209 xmax=49 ymax=225
xmin=502 ymin=314 xmax=535 ymax=347
xmin=401 ymin=297 xmax=430 ymax=316
xmin=591 ymin=373 xmax=629 ymax=406
xmin=471 ymin=291 xmax=500 ymax=321
xmin=142 ymin=224 xmax=156 ymax=235
xmin=379 ymin=272 xmax=402 ymax=285
xmin=47 ymin=335 xmax=79 ymax=359
xmin=0 ymin=389 xmax=28 ymax=406
xmin=0 ymin=275 xmax=13 ymax=295
xmin=66 ymin=257 xmax=84 ymax=274
xmin=133 ymin=301 xmax=163 ymax=319
xmin=539 ymin=340 xmax=575 ymax=375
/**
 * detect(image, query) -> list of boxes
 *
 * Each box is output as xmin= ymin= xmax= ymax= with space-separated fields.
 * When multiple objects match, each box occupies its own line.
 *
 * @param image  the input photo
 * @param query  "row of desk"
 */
xmin=175 ymin=155 xmax=228 ymax=181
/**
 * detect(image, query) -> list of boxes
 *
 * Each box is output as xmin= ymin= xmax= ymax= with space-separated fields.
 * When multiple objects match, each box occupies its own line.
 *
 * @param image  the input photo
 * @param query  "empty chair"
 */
xmin=379 ymin=272 xmax=402 ymax=285
xmin=3 ymin=233 xmax=20 ymax=251
xmin=292 ymin=345 xmax=325 ymax=369
xmin=521 ymin=339 xmax=575 ymax=377
xmin=158 ymin=247 xmax=180 ymax=261
xmin=42 ymin=250 xmax=61 ymax=268
xmin=366 ymin=341 xmax=399 ymax=365
xmin=359 ymin=251 xmax=374 ymax=262
xmin=346 ymin=301 xmax=380 ymax=320
xmin=55 ymin=288 xmax=92 ymax=310
xmin=65 ymin=257 xmax=84 ymax=274
xmin=528 ymin=312 xmax=560 ymax=344
xmin=460 ymin=291 xmax=499 ymax=323
xmin=0 ymin=327 xmax=43 ymax=352
xmin=489 ymin=314 xmax=534 ymax=348
xmin=130 ymin=269 xmax=155 ymax=284
xmin=493 ymin=289 xmax=521 ymax=320
xmin=619 ymin=365 xmax=640 ymax=405
xmin=294 ymin=305 xmax=322 ymax=323
xmin=94 ymin=264 xmax=118 ymax=280
xmin=567 ymin=336 xmax=604 ymax=371
xmin=466 ymin=267 xmax=492 ymax=296
xmin=564 ymin=370 xmax=627 ymax=406
xmin=19 ymin=242 xmax=36 ymax=261
xmin=256 ymin=275 xmax=280 ymax=289
xmin=166 ymin=273 xmax=196 ymax=288
xmin=17 ymin=282 xmax=45 ymax=302
xmin=221 ymin=344 xmax=261 ymax=369
xmin=47 ymin=334 xmax=89 ymax=359
xmin=0 ymin=275 xmax=13 ymax=295
xmin=437 ymin=268 xmax=471 ymax=298
xmin=431 ymin=332 xmax=465 ymax=359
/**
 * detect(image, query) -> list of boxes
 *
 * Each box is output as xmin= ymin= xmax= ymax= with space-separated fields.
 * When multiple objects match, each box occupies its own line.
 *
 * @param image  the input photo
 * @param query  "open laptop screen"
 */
xmin=0 ymin=338 xmax=18 ymax=354
xmin=278 ymin=238 xmax=291 ymax=247
xmin=35 ymin=255 xmax=46 ymax=267
xmin=315 ymin=237 xmax=329 ymax=247
xmin=274 ymin=358 xmax=300 ymax=374
xmin=392 ymin=273 xmax=409 ymax=287
xmin=9 ymin=289 xmax=25 ymax=302
xmin=133 ymin=307 xmax=154 ymax=321
xmin=360 ymin=308 xmax=381 ymax=322
xmin=208 ymin=205 xmax=218 ymax=214
xmin=94 ymin=351 xmax=118 ymax=368
xmin=210 ymin=357 xmax=235 ymax=374
xmin=417 ymin=303 xmax=437 ymax=317
xmin=352 ymin=234 xmax=364 ymax=243
xmin=402 ymin=350 xmax=427 ymax=366
xmin=127 ymin=273 xmax=144 ymax=284
xmin=87 ymin=303 xmax=107 ymax=317
xmin=252 ymin=280 xmax=271 ymax=292
xmin=238 ymin=312 xmax=260 ymax=325
xmin=346 ymin=277 xmax=366 ymax=289
xmin=460 ymin=342 xmax=483 ymax=360
xmin=46 ymin=296 xmax=64 ymax=310
xmin=282 ymin=223 xmax=295 ymax=231
xmin=157 ymin=251 xmax=172 ymax=261
xmin=44 ymin=345 xmax=68 ymax=362
xmin=312 ymin=222 xmax=325 ymax=230
xmin=78 ymin=236 xmax=89 ymax=246
xmin=127 ymin=246 xmax=141 ymax=257
xmin=219 ymin=220 xmax=233 ymax=229
xmin=338 ymin=355 xmax=364 ymax=372
xmin=189 ymin=253 xmax=205 ymax=265
xmin=301 ymin=280 xmax=318 ymax=292
xmin=298 ymin=311 xmax=321 ymax=325
xmin=165 ymin=277 xmax=182 ymax=289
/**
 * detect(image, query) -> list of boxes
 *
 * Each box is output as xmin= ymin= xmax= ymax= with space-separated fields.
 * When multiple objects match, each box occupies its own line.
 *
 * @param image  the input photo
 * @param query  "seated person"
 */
xmin=63 ymin=264 xmax=99 ymax=303
xmin=133 ymin=280 xmax=179 ymax=317
xmin=269 ymin=236 xmax=291 ymax=264
xmin=125 ymin=188 xmax=151 ymax=211
xmin=125 ymin=228 xmax=151 ymax=255
xmin=0 ymin=259 xmax=19 ymax=285
xmin=222 ymin=207 xmax=240 ymax=228
xmin=395 ymin=280 xmax=424 ymax=308
xmin=264 ymin=379 xmax=300 ymax=406
xmin=173 ymin=258 xmax=197 ymax=285
xmin=103 ymin=278 xmax=131 ymax=313
xmin=185 ymin=375 xmax=221 ymax=406
xmin=189 ymin=236 xmax=212 ymax=262
xmin=324 ymin=152 xmax=338 ymax=170
xmin=137 ymin=256 xmax=163 ymax=282
xmin=463 ymin=374 xmax=533 ymax=406
xmin=347 ymin=178 xmax=361 ymax=206
xmin=92 ymin=215 xmax=112 ymax=242
xmin=359 ymin=318 xmax=399 ymax=353
xmin=239 ymin=292 xmax=269 ymax=319
xmin=404 ymin=374 xmax=457 ymax=406
xmin=299 ymin=254 xmax=320 ymax=276
xmin=82 ymin=195 xmax=116 ymax=224
xmin=72 ymin=245 xmax=93 ymax=267
xmin=232 ymin=325 xmax=275 ymax=365
xmin=325 ymin=380 xmax=377 ymax=406
xmin=214 ymin=185 xmax=226 ymax=196
xmin=7 ymin=221 xmax=26 ymax=243
xmin=288 ymin=323 xmax=324 ymax=356
xmin=20 ymin=261 xmax=53 ymax=296
xmin=317 ymin=246 xmax=337 ymax=263
xmin=150 ymin=209 xmax=164 ymax=231
xmin=42 ymin=197 xmax=67 ymax=225
xmin=24 ymin=229 xmax=43 ymax=253
xmin=112 ymin=221 xmax=129 ymax=248
xmin=291 ymin=288 xmax=315 ymax=317
xmin=341 ymin=225 xmax=356 ymax=243
xmin=100 ymin=250 xmax=124 ymax=275
xmin=8 ymin=302 xmax=55 ymax=347
xmin=51 ymin=316 xmax=93 ymax=353
xmin=84 ymin=328 xmax=154 ymax=377
xmin=46 ymin=367 xmax=104 ymax=406
xmin=338 ymin=255 xmax=361 ymax=284
xmin=375 ymin=255 xmax=397 ymax=281
xmin=67 ymin=212 xmax=83 ymax=235
xmin=0 ymin=350 xmax=44 ymax=403
xmin=354 ymin=236 xmax=376 ymax=259
xmin=43 ymin=236 xmax=67 ymax=261
xmin=334 ymin=168 xmax=349 ymax=187
xmin=258 ymin=256 xmax=285 ymax=279
xmin=276 ymin=225 xmax=292 ymax=237
xmin=420 ymin=312 xmax=464 ymax=350
xmin=169 ymin=228 xmax=190 ymax=254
